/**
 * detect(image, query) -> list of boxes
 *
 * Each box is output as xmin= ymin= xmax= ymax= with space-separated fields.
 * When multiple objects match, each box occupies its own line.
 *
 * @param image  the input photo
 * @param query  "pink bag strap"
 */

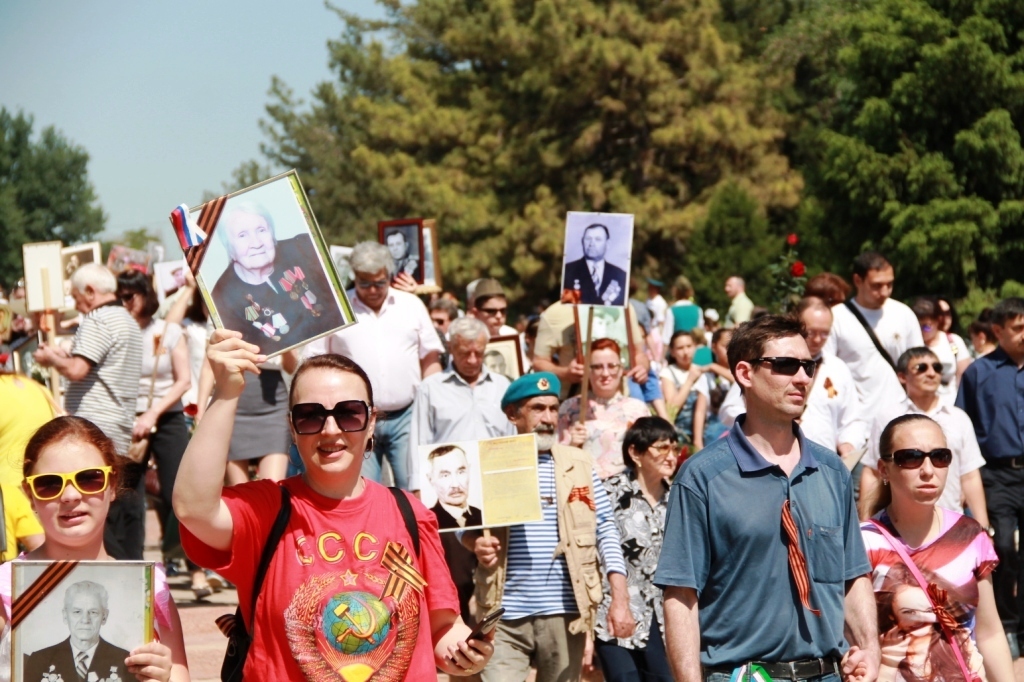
xmin=867 ymin=519 xmax=974 ymax=681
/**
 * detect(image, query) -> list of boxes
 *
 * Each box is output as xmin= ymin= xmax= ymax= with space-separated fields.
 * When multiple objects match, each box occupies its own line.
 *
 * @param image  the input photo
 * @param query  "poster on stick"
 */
xmin=106 ymin=245 xmax=152 ymax=275
xmin=153 ymin=259 xmax=189 ymax=302
xmin=560 ymin=212 xmax=633 ymax=307
xmin=62 ymin=242 xmax=102 ymax=308
xmin=417 ymin=434 xmax=542 ymax=532
xmin=378 ymin=218 xmax=426 ymax=285
xmin=22 ymin=241 xmax=64 ymax=312
xmin=171 ymin=170 xmax=355 ymax=358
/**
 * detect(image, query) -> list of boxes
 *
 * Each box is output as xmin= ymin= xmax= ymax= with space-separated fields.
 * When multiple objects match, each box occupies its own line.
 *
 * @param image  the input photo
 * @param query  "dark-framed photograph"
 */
xmin=106 ymin=245 xmax=152 ymax=275
xmin=179 ymin=170 xmax=356 ymax=358
xmin=422 ymin=219 xmax=442 ymax=290
xmin=152 ymin=259 xmax=189 ymax=303
xmin=22 ymin=241 xmax=65 ymax=313
xmin=377 ymin=218 xmax=425 ymax=285
xmin=484 ymin=334 xmax=524 ymax=381
xmin=573 ymin=305 xmax=634 ymax=368
xmin=417 ymin=435 xmax=542 ymax=532
xmin=61 ymin=242 xmax=102 ymax=309
xmin=12 ymin=561 xmax=154 ymax=682
xmin=560 ymin=211 xmax=634 ymax=307
xmin=329 ymin=245 xmax=355 ymax=291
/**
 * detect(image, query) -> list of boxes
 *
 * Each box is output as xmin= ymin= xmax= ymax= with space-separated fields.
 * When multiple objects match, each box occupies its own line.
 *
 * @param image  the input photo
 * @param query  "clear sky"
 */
xmin=0 ymin=1 xmax=385 ymax=245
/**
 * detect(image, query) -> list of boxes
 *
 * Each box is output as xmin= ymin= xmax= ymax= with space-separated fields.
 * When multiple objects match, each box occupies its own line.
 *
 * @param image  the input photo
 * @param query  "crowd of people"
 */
xmin=0 ymin=242 xmax=1021 ymax=682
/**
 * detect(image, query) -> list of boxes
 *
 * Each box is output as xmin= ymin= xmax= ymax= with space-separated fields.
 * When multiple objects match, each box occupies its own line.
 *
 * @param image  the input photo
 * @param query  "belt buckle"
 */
xmin=786 ymin=661 xmax=798 ymax=681
xmin=1012 ymin=457 xmax=1024 ymax=469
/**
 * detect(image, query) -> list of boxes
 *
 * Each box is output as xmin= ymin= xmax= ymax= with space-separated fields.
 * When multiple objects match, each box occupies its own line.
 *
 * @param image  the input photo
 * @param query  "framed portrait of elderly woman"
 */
xmin=378 ymin=218 xmax=425 ymax=285
xmin=12 ymin=561 xmax=154 ymax=682
xmin=172 ymin=170 xmax=357 ymax=358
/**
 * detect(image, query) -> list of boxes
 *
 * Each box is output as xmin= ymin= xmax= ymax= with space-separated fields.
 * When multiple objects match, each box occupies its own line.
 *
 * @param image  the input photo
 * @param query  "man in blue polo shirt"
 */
xmin=956 ymin=296 xmax=1024 ymax=657
xmin=654 ymin=315 xmax=879 ymax=682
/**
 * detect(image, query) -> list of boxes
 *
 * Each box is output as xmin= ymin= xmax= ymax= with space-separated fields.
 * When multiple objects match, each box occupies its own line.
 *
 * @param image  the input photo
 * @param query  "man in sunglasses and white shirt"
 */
xmin=302 ymin=241 xmax=442 ymax=490
xmin=857 ymin=346 xmax=988 ymax=526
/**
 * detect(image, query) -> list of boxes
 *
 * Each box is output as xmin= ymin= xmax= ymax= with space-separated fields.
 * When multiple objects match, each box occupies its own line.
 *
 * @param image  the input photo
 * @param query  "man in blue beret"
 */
xmin=461 ymin=372 xmax=634 ymax=681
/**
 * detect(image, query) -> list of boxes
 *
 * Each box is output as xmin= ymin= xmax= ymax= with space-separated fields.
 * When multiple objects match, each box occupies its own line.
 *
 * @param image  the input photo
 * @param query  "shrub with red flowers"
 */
xmin=768 ymin=234 xmax=807 ymax=312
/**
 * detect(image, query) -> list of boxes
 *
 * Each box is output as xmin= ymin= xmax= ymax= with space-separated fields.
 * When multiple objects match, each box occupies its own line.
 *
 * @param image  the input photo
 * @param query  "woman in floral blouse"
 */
xmin=592 ymin=417 xmax=678 ymax=681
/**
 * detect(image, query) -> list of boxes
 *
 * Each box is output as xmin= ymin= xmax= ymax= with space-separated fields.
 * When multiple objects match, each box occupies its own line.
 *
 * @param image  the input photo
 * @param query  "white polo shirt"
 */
xmin=824 ymin=298 xmax=923 ymax=418
xmin=302 ymin=288 xmax=444 ymax=412
xmin=862 ymin=396 xmax=986 ymax=514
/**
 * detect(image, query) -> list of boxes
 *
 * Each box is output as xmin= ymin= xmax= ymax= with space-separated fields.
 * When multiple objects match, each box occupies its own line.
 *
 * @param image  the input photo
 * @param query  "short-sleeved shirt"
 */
xmin=557 ymin=393 xmax=652 ymax=479
xmin=304 ymin=288 xmax=443 ymax=412
xmin=136 ymin=319 xmax=184 ymax=414
xmin=862 ymin=396 xmax=985 ymax=515
xmin=0 ymin=484 xmax=42 ymax=562
xmin=955 ymin=346 xmax=1024 ymax=460
xmin=181 ymin=477 xmax=458 ymax=680
xmin=65 ymin=301 xmax=143 ymax=456
xmin=654 ymin=416 xmax=870 ymax=667
xmin=929 ymin=332 xmax=969 ymax=407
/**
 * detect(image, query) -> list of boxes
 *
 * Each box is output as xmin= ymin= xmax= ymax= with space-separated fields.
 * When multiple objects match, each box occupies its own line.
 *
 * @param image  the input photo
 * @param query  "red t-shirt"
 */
xmin=181 ymin=477 xmax=459 ymax=681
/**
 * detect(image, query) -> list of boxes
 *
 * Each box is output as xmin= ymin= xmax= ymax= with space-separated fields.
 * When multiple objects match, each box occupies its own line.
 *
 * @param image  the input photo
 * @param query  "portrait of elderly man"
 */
xmin=384 ymin=227 xmax=421 ymax=282
xmin=427 ymin=444 xmax=483 ymax=530
xmin=561 ymin=223 xmax=628 ymax=306
xmin=209 ymin=201 xmax=345 ymax=355
xmin=24 ymin=580 xmax=131 ymax=682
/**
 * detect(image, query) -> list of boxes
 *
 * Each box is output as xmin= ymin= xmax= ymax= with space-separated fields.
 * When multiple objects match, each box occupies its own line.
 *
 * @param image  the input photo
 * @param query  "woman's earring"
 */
xmin=882 ymin=478 xmax=889 ymax=486
xmin=365 ymin=436 xmax=375 ymax=459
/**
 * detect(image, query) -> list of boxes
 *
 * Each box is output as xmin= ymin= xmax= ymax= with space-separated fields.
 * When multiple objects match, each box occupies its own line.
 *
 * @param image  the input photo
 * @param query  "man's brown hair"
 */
xmin=726 ymin=315 xmax=807 ymax=376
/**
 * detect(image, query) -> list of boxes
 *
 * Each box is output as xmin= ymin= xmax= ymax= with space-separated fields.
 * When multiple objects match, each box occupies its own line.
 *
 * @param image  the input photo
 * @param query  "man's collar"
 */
xmin=443 ymin=367 xmax=493 ymax=386
xmin=989 ymin=346 xmax=1017 ymax=367
xmin=352 ymin=289 xmax=394 ymax=314
xmin=727 ymin=414 xmax=819 ymax=473
xmin=905 ymin=394 xmax=948 ymax=416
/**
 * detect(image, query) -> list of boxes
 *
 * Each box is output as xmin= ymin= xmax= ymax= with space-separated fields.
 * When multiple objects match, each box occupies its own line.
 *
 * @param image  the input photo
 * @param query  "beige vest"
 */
xmin=473 ymin=444 xmax=603 ymax=634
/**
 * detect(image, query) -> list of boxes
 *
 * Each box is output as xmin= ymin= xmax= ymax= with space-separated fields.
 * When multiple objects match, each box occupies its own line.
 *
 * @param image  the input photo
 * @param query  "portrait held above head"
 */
xmin=560 ymin=212 xmax=634 ymax=307
xmin=384 ymin=227 xmax=421 ymax=283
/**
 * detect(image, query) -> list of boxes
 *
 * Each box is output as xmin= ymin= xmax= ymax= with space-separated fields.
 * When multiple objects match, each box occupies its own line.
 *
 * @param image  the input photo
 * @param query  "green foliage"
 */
xmin=0 ymin=108 xmax=105 ymax=290
xmin=252 ymin=0 xmax=801 ymax=303
xmin=776 ymin=0 xmax=1024 ymax=298
xmin=99 ymin=227 xmax=161 ymax=258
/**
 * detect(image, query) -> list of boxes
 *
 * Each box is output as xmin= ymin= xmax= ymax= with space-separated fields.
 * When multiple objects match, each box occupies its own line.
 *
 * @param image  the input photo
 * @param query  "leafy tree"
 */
xmin=253 ymin=0 xmax=802 ymax=303
xmin=773 ymin=0 xmax=1024 ymax=298
xmin=0 ymin=108 xmax=105 ymax=289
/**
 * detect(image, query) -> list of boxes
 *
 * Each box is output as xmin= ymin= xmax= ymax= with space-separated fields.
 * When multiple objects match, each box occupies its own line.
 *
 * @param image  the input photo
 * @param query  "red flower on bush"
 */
xmin=790 ymin=261 xmax=806 ymax=277
xmin=787 ymin=233 xmax=799 ymax=246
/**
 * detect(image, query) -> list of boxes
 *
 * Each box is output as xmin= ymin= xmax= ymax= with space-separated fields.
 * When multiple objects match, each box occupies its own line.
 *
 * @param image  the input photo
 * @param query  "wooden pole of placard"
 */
xmin=39 ymin=268 xmax=62 ymax=404
xmin=578 ymin=307 xmax=594 ymax=424
xmin=624 ymin=305 xmax=636 ymax=394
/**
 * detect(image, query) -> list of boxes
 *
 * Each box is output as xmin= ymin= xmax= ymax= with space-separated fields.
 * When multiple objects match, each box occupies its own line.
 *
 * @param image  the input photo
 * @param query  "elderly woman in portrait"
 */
xmin=860 ymin=414 xmax=1014 ymax=682
xmin=209 ymin=201 xmax=344 ymax=355
xmin=591 ymin=417 xmax=677 ymax=681
xmin=558 ymin=338 xmax=652 ymax=479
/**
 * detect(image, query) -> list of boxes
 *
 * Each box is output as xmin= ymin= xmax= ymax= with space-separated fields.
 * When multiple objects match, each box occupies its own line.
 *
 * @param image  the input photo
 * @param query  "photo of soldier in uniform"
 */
xmin=377 ymin=219 xmax=424 ymax=284
xmin=560 ymin=211 xmax=634 ymax=307
xmin=189 ymin=172 xmax=355 ymax=358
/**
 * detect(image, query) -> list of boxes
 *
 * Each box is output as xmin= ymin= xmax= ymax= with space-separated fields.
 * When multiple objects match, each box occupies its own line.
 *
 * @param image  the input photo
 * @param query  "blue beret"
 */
xmin=646 ymin=277 xmax=664 ymax=287
xmin=501 ymin=372 xmax=561 ymax=410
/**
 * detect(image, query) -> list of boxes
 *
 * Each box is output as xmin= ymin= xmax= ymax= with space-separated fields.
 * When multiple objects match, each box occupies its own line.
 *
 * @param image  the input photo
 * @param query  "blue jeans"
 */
xmin=628 ymin=375 xmax=664 ymax=403
xmin=362 ymin=403 xmax=412 ymax=489
xmin=595 ymin=612 xmax=673 ymax=682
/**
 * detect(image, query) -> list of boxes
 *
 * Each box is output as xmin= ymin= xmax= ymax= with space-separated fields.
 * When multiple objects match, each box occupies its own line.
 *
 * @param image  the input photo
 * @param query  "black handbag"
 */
xmin=217 ymin=486 xmax=292 ymax=682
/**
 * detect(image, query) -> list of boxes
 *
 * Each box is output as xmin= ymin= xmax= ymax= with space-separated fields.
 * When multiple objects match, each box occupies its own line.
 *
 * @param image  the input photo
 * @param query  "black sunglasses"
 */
xmin=910 ymin=362 xmax=943 ymax=375
xmin=290 ymin=400 xmax=371 ymax=435
xmin=751 ymin=357 xmax=817 ymax=378
xmin=881 ymin=448 xmax=953 ymax=469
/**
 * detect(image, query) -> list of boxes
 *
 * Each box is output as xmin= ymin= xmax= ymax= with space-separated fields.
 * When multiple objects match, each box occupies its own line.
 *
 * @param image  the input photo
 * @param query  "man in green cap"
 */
xmin=461 ymin=372 xmax=634 ymax=681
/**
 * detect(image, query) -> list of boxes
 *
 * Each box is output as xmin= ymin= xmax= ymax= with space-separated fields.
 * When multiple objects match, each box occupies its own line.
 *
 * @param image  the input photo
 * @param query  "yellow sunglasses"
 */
xmin=25 ymin=466 xmax=113 ymax=501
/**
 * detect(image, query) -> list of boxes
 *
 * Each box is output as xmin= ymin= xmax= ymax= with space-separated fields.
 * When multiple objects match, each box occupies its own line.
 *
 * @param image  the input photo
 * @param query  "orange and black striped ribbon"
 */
xmin=11 ymin=560 xmax=79 ymax=628
xmin=781 ymin=500 xmax=820 ymax=617
xmin=381 ymin=541 xmax=426 ymax=601
xmin=185 ymin=195 xmax=227 ymax=273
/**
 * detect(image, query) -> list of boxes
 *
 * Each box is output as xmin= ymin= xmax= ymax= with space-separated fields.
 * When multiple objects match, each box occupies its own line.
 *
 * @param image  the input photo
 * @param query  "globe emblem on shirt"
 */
xmin=321 ymin=591 xmax=392 ymax=655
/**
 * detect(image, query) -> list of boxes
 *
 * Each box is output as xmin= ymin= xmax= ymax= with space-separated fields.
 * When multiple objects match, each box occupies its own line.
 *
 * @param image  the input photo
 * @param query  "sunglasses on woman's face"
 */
xmin=290 ymin=400 xmax=371 ymax=435
xmin=751 ymin=357 xmax=817 ymax=378
xmin=881 ymin=448 xmax=953 ymax=469
xmin=26 ymin=466 xmax=113 ymax=501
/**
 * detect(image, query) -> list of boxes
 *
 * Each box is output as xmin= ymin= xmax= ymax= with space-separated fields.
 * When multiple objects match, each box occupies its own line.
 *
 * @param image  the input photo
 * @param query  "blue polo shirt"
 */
xmin=955 ymin=347 xmax=1024 ymax=460
xmin=653 ymin=416 xmax=869 ymax=668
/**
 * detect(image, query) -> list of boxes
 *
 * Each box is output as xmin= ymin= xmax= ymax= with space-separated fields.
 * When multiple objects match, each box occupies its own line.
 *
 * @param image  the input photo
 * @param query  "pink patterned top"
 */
xmin=558 ymin=393 xmax=651 ymax=479
xmin=861 ymin=509 xmax=998 ymax=682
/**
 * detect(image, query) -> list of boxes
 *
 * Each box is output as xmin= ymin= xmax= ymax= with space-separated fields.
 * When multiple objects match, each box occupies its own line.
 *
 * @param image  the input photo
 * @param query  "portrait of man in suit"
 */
xmin=427 ymin=445 xmax=483 ymax=529
xmin=24 ymin=580 xmax=130 ymax=681
xmin=561 ymin=223 xmax=628 ymax=306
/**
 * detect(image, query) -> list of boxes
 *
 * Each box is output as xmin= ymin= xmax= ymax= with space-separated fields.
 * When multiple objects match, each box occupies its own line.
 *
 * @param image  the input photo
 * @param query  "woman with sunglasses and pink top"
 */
xmin=860 ymin=414 xmax=1013 ymax=682
xmin=0 ymin=416 xmax=190 ymax=682
xmin=172 ymin=330 xmax=493 ymax=680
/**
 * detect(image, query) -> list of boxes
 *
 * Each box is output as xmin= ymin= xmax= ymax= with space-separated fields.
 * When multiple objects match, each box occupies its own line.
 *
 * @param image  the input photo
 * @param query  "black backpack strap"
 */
xmin=388 ymin=486 xmax=420 ymax=557
xmin=250 ymin=486 xmax=292 ymax=610
xmin=843 ymin=299 xmax=897 ymax=370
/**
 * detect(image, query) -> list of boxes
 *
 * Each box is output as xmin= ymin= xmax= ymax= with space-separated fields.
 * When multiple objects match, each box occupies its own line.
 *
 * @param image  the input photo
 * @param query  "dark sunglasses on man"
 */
xmin=909 ymin=362 xmax=943 ymax=375
xmin=290 ymin=400 xmax=371 ymax=435
xmin=751 ymin=356 xmax=817 ymax=378
xmin=880 ymin=448 xmax=953 ymax=469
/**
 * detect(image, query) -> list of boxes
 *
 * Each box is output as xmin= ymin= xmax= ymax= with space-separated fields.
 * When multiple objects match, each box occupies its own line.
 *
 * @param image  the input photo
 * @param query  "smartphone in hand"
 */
xmin=467 ymin=608 xmax=505 ymax=641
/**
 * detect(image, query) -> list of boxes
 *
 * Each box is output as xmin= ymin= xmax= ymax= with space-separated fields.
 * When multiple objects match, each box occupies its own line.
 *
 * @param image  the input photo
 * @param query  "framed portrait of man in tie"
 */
xmin=12 ymin=561 xmax=153 ymax=682
xmin=559 ymin=212 xmax=634 ymax=307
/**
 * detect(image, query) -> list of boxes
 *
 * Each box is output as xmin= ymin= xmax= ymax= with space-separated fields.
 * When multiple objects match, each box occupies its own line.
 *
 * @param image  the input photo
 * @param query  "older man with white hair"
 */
xmin=33 ymin=263 xmax=145 ymax=558
xmin=303 ymin=241 xmax=443 ymax=490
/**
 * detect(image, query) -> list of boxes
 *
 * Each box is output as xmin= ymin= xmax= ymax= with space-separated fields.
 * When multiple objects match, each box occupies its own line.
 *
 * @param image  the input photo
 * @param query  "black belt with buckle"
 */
xmin=707 ymin=657 xmax=840 ymax=681
xmin=988 ymin=456 xmax=1024 ymax=469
